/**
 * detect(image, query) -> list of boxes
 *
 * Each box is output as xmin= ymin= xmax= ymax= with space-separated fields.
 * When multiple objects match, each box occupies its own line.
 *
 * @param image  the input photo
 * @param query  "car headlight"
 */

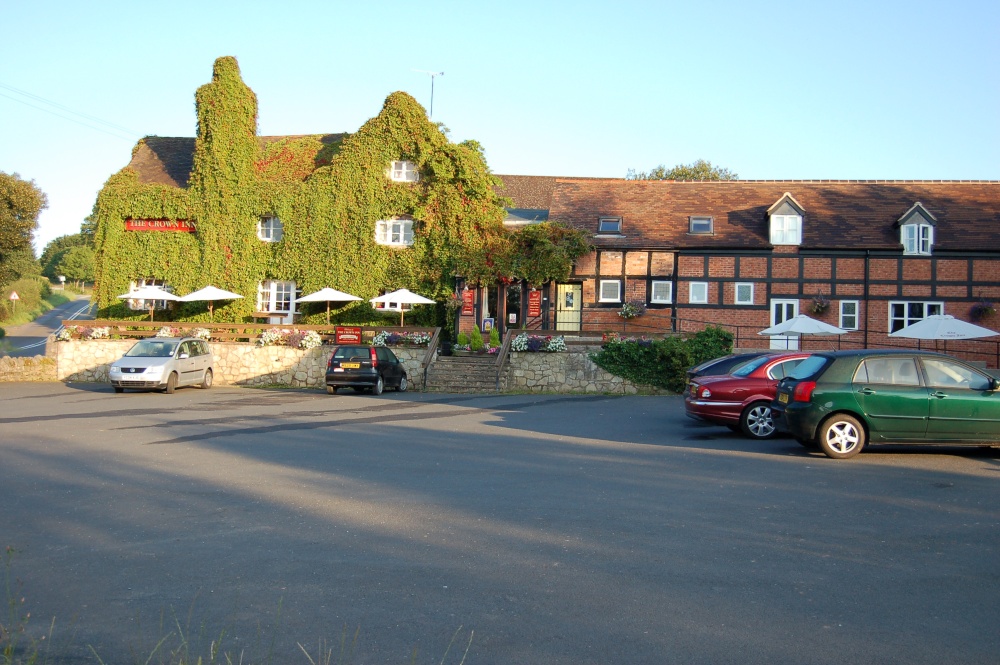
xmin=110 ymin=366 xmax=122 ymax=375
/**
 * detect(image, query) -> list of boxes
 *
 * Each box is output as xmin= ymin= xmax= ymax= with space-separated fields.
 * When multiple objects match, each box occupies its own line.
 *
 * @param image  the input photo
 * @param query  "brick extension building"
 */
xmin=491 ymin=177 xmax=1000 ymax=365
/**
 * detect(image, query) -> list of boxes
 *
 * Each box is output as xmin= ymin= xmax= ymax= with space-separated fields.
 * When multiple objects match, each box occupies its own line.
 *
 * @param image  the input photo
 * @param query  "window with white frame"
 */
xmin=889 ymin=300 xmax=943 ymax=333
xmin=599 ymin=280 xmax=622 ymax=303
xmin=770 ymin=214 xmax=802 ymax=245
xmin=650 ymin=280 xmax=672 ymax=304
xmin=734 ymin=282 xmax=754 ymax=305
xmin=257 ymin=216 xmax=283 ymax=242
xmin=257 ymin=280 xmax=296 ymax=314
xmin=375 ymin=219 xmax=414 ymax=246
xmin=689 ymin=282 xmax=708 ymax=304
xmin=389 ymin=160 xmax=419 ymax=182
xmin=840 ymin=300 xmax=859 ymax=330
xmin=689 ymin=216 xmax=713 ymax=234
xmin=598 ymin=217 xmax=622 ymax=233
xmin=126 ymin=277 xmax=172 ymax=311
xmin=902 ymin=223 xmax=933 ymax=255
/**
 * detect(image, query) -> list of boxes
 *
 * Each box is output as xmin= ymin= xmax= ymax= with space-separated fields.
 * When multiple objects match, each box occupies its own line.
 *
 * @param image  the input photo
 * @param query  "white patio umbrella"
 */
xmin=117 ymin=285 xmax=181 ymax=322
xmin=179 ymin=285 xmax=244 ymax=321
xmin=369 ymin=288 xmax=436 ymax=326
xmin=889 ymin=315 xmax=998 ymax=341
xmin=295 ymin=287 xmax=362 ymax=324
xmin=758 ymin=314 xmax=848 ymax=350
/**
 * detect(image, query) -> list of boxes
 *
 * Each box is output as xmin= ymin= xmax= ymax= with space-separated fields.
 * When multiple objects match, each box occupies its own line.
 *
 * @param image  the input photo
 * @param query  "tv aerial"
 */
xmin=413 ymin=70 xmax=444 ymax=118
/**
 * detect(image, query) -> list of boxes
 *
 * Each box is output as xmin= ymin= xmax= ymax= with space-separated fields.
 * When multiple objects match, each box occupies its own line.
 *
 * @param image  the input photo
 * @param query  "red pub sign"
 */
xmin=461 ymin=289 xmax=475 ymax=316
xmin=527 ymin=290 xmax=542 ymax=318
xmin=125 ymin=218 xmax=197 ymax=232
xmin=335 ymin=326 xmax=362 ymax=344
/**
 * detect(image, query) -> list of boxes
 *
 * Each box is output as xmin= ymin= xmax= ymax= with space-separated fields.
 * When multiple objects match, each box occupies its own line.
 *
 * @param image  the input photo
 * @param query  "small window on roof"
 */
xmin=689 ymin=216 xmax=713 ymax=234
xmin=598 ymin=217 xmax=622 ymax=233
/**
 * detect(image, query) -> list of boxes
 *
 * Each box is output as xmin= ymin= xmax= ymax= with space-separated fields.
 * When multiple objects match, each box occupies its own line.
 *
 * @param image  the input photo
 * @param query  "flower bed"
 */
xmin=510 ymin=333 xmax=566 ymax=352
xmin=257 ymin=328 xmax=322 ymax=349
xmin=372 ymin=330 xmax=432 ymax=346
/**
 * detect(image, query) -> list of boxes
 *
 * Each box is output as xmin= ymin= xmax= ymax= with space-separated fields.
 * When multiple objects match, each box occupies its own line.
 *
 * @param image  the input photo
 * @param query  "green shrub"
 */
xmin=0 ymin=327 xmax=5 ymax=339
xmin=457 ymin=332 xmax=469 ymax=346
xmin=0 ymin=277 xmax=51 ymax=322
xmin=488 ymin=326 xmax=500 ymax=347
xmin=470 ymin=326 xmax=485 ymax=352
xmin=589 ymin=327 xmax=734 ymax=394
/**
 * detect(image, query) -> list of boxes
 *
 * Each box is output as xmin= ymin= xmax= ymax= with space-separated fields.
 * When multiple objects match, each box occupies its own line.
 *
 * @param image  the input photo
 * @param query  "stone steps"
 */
xmin=425 ymin=354 xmax=507 ymax=392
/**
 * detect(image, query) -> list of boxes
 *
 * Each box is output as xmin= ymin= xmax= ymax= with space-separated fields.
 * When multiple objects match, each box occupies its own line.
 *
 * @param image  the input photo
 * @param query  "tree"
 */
xmin=626 ymin=159 xmax=738 ymax=181
xmin=40 ymin=232 xmax=92 ymax=279
xmin=0 ymin=172 xmax=47 ymax=288
xmin=55 ymin=245 xmax=95 ymax=286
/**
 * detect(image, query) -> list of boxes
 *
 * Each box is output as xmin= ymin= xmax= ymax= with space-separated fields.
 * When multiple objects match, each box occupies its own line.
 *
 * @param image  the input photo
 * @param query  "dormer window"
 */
xmin=689 ymin=216 xmax=713 ymax=234
xmin=598 ymin=217 xmax=622 ymax=234
xmin=375 ymin=218 xmax=414 ymax=246
xmin=897 ymin=203 xmax=936 ymax=255
xmin=258 ymin=216 xmax=283 ymax=242
xmin=767 ymin=193 xmax=805 ymax=246
xmin=389 ymin=160 xmax=419 ymax=182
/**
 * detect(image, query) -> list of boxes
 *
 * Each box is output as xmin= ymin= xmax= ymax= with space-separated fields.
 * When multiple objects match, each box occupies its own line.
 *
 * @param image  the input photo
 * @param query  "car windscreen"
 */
xmin=786 ymin=355 xmax=831 ymax=380
xmin=732 ymin=356 xmax=769 ymax=377
xmin=125 ymin=340 xmax=178 ymax=357
xmin=333 ymin=346 xmax=370 ymax=360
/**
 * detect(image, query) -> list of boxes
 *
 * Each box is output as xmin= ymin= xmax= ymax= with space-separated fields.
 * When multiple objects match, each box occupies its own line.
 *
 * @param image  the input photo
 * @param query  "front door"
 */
xmin=853 ymin=356 xmax=929 ymax=441
xmin=921 ymin=357 xmax=1000 ymax=441
xmin=556 ymin=284 xmax=582 ymax=331
xmin=770 ymin=299 xmax=799 ymax=350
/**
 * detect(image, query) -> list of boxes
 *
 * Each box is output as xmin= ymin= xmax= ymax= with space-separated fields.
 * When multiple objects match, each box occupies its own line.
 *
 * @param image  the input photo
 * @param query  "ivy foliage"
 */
xmin=92 ymin=56 xmax=560 ymax=326
xmin=590 ymin=327 xmax=735 ymax=393
xmin=501 ymin=221 xmax=592 ymax=286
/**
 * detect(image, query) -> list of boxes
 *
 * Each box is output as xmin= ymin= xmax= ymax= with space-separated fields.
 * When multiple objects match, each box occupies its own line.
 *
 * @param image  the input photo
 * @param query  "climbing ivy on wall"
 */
xmin=92 ymin=56 xmax=578 ymax=326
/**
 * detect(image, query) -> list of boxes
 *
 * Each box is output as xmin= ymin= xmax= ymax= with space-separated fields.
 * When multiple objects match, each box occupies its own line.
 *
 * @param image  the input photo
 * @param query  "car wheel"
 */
xmin=200 ymin=369 xmax=213 ymax=389
xmin=326 ymin=386 xmax=337 ymax=395
xmin=396 ymin=375 xmax=407 ymax=392
xmin=165 ymin=372 xmax=178 ymax=394
xmin=818 ymin=414 xmax=866 ymax=459
xmin=113 ymin=386 xmax=124 ymax=394
xmin=372 ymin=376 xmax=384 ymax=396
xmin=740 ymin=401 xmax=776 ymax=439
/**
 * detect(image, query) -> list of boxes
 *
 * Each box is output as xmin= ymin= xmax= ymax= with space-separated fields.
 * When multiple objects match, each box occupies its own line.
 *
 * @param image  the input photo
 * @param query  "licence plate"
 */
xmin=341 ymin=362 xmax=360 ymax=369
xmin=778 ymin=393 xmax=789 ymax=404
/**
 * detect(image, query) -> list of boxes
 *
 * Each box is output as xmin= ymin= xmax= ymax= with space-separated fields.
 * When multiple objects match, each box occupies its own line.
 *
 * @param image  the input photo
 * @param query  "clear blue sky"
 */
xmin=3 ymin=0 xmax=998 ymax=254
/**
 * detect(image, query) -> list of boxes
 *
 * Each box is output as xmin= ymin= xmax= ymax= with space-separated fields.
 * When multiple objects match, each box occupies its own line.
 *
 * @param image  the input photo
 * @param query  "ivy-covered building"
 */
xmin=92 ymin=56 xmax=515 ymax=327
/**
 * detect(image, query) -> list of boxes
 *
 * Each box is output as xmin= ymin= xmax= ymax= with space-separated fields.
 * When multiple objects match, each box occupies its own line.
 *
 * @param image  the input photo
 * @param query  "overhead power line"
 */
xmin=0 ymin=81 xmax=141 ymax=141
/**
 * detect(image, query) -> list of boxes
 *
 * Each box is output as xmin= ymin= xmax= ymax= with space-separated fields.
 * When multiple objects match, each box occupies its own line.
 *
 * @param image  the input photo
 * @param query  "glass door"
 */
xmin=556 ymin=284 xmax=582 ymax=331
xmin=770 ymin=299 xmax=799 ymax=350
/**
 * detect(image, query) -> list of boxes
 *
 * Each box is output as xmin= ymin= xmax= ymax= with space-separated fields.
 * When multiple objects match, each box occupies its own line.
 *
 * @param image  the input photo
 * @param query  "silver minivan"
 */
xmin=109 ymin=337 xmax=214 ymax=393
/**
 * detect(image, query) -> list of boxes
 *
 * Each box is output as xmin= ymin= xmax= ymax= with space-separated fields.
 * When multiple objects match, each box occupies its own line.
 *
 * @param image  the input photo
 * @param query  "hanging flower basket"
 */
xmin=810 ymin=294 xmax=830 ymax=315
xmin=970 ymin=300 xmax=996 ymax=321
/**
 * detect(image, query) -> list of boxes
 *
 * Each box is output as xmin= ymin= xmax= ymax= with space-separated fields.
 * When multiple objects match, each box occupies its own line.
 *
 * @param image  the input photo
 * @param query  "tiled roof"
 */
xmin=127 ymin=134 xmax=347 ymax=187
xmin=548 ymin=179 xmax=1000 ymax=252
xmin=494 ymin=175 xmax=561 ymax=209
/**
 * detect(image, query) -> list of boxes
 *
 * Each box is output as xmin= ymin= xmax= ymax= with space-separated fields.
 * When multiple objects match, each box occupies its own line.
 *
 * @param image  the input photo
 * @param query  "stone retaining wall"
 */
xmin=507 ymin=350 xmax=660 ymax=394
xmin=0 ymin=355 xmax=57 ymax=382
xmin=50 ymin=340 xmax=428 ymax=390
xmin=4 ymin=340 xmax=654 ymax=394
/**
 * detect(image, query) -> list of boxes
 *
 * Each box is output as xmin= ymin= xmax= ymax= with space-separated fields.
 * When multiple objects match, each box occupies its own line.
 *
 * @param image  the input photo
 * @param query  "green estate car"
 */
xmin=772 ymin=350 xmax=1000 ymax=459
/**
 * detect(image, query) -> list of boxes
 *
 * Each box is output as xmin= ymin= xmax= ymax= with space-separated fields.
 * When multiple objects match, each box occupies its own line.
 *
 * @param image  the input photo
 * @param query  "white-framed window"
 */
xmin=770 ymin=214 xmax=802 ymax=245
xmin=840 ymin=300 xmax=859 ymax=330
xmin=389 ymin=160 xmax=419 ymax=182
xmin=598 ymin=217 xmax=622 ymax=233
xmin=126 ymin=277 xmax=173 ymax=311
xmin=257 ymin=280 xmax=296 ymax=314
xmin=650 ymin=280 xmax=672 ymax=304
xmin=734 ymin=282 xmax=754 ymax=305
xmin=889 ymin=300 xmax=943 ymax=333
xmin=902 ymin=223 xmax=933 ymax=255
xmin=599 ymin=280 xmax=622 ymax=303
xmin=689 ymin=282 xmax=708 ymax=304
xmin=375 ymin=219 xmax=414 ymax=246
xmin=257 ymin=216 xmax=283 ymax=242
xmin=689 ymin=216 xmax=713 ymax=234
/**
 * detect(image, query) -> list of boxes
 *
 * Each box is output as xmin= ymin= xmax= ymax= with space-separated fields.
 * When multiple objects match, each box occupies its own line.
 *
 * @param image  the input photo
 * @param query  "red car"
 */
xmin=685 ymin=352 xmax=811 ymax=439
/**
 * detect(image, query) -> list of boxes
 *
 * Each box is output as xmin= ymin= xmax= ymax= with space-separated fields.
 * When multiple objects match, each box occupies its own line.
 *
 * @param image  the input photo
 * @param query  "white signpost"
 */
xmin=9 ymin=291 xmax=19 ymax=313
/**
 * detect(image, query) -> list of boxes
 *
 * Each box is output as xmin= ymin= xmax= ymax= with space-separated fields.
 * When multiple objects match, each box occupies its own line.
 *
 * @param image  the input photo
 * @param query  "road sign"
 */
xmin=9 ymin=291 xmax=18 ymax=300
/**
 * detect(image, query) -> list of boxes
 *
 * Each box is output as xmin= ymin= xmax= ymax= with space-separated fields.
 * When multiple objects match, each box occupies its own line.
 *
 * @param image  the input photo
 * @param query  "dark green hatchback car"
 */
xmin=772 ymin=350 xmax=1000 ymax=459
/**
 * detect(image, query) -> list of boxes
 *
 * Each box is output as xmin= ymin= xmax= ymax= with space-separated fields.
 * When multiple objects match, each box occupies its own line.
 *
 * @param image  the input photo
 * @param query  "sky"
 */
xmin=2 ymin=0 xmax=998 ymax=255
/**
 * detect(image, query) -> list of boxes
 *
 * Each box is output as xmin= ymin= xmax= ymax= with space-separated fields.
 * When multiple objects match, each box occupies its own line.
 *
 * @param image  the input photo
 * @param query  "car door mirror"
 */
xmin=990 ymin=377 xmax=1000 ymax=391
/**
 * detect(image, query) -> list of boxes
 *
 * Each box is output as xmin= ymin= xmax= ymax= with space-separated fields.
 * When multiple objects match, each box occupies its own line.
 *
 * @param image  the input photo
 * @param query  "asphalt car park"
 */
xmin=0 ymin=382 xmax=998 ymax=664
